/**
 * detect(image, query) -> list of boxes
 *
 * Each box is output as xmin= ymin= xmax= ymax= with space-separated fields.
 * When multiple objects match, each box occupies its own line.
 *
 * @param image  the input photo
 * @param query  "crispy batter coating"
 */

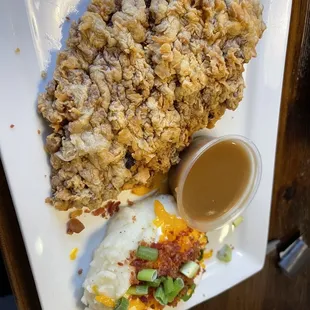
xmin=38 ymin=0 xmax=265 ymax=210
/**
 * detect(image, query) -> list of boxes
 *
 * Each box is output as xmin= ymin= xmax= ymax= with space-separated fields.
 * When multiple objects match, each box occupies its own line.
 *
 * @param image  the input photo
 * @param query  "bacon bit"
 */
xmin=106 ymin=201 xmax=121 ymax=217
xmin=127 ymin=199 xmax=134 ymax=206
xmin=84 ymin=208 xmax=91 ymax=213
xmin=10 ymin=124 xmax=15 ymax=128
xmin=139 ymin=296 xmax=148 ymax=303
xmin=66 ymin=218 xmax=85 ymax=235
xmin=65 ymin=16 xmax=70 ymax=21
xmin=91 ymin=207 xmax=105 ymax=216
xmin=132 ymin=215 xmax=137 ymax=223
xmin=117 ymin=262 xmax=124 ymax=266
xmin=37 ymin=129 xmax=41 ymax=134
xmin=130 ymin=271 xmax=139 ymax=285
xmin=91 ymin=201 xmax=120 ymax=218
xmin=78 ymin=268 xmax=83 ymax=275
xmin=69 ymin=209 xmax=83 ymax=219
xmin=45 ymin=197 xmax=52 ymax=204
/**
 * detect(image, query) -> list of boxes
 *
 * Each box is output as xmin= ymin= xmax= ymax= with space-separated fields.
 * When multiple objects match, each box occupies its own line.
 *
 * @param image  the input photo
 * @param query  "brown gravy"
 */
xmin=182 ymin=140 xmax=252 ymax=221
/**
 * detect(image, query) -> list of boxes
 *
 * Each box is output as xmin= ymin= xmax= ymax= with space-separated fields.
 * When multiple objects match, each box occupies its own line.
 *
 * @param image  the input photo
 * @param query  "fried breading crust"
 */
xmin=38 ymin=0 xmax=265 ymax=210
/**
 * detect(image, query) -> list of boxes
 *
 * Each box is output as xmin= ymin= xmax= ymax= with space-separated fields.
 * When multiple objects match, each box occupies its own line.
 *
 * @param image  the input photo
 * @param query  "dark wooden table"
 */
xmin=1 ymin=0 xmax=310 ymax=309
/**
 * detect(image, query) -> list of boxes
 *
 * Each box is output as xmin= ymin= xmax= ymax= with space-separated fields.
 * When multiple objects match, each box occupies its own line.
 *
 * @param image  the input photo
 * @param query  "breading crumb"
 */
xmin=45 ymin=197 xmax=52 ymax=204
xmin=37 ymin=129 xmax=41 ymax=134
xmin=127 ymin=200 xmax=134 ymax=206
xmin=41 ymin=71 xmax=47 ymax=79
xmin=66 ymin=218 xmax=85 ymax=235
xmin=38 ymin=0 xmax=266 ymax=212
xmin=10 ymin=124 xmax=15 ymax=129
xmin=69 ymin=209 xmax=83 ymax=219
xmin=91 ymin=207 xmax=105 ymax=216
xmin=15 ymin=48 xmax=20 ymax=54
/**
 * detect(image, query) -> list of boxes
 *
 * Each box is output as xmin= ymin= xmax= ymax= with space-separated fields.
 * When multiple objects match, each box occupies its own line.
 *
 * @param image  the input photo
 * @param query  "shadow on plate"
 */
xmin=71 ymin=222 xmax=109 ymax=309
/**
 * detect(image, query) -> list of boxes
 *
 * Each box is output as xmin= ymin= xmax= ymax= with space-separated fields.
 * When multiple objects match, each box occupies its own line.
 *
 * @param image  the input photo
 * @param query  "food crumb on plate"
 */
xmin=106 ymin=200 xmax=121 ymax=217
xmin=77 ymin=268 xmax=83 ymax=275
xmin=69 ymin=209 xmax=83 ymax=219
xmin=127 ymin=199 xmax=134 ymax=206
xmin=41 ymin=71 xmax=47 ymax=79
xmin=69 ymin=248 xmax=78 ymax=260
xmin=10 ymin=124 xmax=15 ymax=128
xmin=45 ymin=197 xmax=52 ymax=204
xmin=66 ymin=218 xmax=85 ymax=235
xmin=14 ymin=48 xmax=20 ymax=54
xmin=65 ymin=16 xmax=70 ymax=21
xmin=91 ymin=207 xmax=105 ymax=216
xmin=37 ymin=129 xmax=41 ymax=134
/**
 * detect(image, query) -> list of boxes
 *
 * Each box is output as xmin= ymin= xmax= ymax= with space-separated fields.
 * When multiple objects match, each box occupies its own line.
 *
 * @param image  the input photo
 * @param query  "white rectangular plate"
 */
xmin=0 ymin=1 xmax=292 ymax=309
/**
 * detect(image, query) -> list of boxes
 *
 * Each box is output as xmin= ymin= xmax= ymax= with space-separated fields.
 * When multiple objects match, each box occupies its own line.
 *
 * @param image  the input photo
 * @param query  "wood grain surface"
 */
xmin=1 ymin=0 xmax=310 ymax=309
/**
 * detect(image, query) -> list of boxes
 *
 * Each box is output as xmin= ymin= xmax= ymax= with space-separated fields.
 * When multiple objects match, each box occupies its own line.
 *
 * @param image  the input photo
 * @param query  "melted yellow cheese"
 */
xmin=95 ymin=295 xmax=115 ymax=307
xmin=204 ymin=249 xmax=213 ymax=259
xmin=129 ymin=298 xmax=146 ymax=310
xmin=131 ymin=186 xmax=153 ymax=196
xmin=153 ymin=200 xmax=187 ymax=241
xmin=131 ymin=174 xmax=167 ymax=197
xmin=92 ymin=285 xmax=115 ymax=307
xmin=69 ymin=248 xmax=78 ymax=260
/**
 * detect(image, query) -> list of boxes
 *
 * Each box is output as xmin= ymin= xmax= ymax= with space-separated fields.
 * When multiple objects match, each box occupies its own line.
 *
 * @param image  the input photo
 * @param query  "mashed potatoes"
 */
xmin=82 ymin=195 xmax=207 ymax=310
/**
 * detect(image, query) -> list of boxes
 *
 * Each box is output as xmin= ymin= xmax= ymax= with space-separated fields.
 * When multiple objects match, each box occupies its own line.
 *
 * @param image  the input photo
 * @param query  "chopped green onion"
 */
xmin=114 ymin=297 xmax=129 ymax=310
xmin=154 ymin=286 xmax=167 ymax=305
xmin=136 ymin=246 xmax=158 ymax=261
xmin=126 ymin=285 xmax=148 ymax=296
xmin=167 ymin=278 xmax=184 ymax=303
xmin=217 ymin=244 xmax=232 ymax=263
xmin=182 ymin=284 xmax=196 ymax=301
xmin=198 ymin=249 xmax=204 ymax=261
xmin=148 ymin=278 xmax=162 ymax=288
xmin=180 ymin=261 xmax=200 ymax=278
xmin=137 ymin=269 xmax=157 ymax=282
xmin=232 ymin=216 xmax=244 ymax=228
xmin=163 ymin=277 xmax=174 ymax=295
